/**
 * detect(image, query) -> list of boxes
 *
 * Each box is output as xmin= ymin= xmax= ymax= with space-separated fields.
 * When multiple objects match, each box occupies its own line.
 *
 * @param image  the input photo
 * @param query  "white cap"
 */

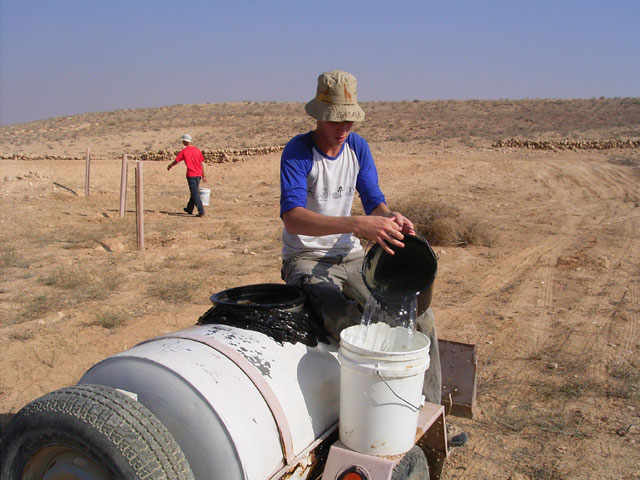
xmin=181 ymin=134 xmax=192 ymax=143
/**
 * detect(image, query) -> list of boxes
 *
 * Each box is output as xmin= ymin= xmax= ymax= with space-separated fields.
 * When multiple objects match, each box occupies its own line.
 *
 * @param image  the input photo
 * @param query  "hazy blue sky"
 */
xmin=1 ymin=0 xmax=638 ymax=125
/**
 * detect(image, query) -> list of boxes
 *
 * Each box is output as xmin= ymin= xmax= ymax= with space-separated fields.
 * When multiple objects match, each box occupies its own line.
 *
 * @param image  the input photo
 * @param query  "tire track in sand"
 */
xmin=443 ymin=159 xmax=639 ymax=479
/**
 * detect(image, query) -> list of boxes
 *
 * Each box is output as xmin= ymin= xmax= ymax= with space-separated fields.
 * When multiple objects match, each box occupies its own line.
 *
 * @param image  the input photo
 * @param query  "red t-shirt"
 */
xmin=175 ymin=145 xmax=204 ymax=177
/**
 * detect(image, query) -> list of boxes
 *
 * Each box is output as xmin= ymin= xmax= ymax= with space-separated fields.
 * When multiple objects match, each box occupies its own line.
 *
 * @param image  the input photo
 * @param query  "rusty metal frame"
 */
xmin=438 ymin=339 xmax=477 ymax=419
xmin=415 ymin=402 xmax=448 ymax=480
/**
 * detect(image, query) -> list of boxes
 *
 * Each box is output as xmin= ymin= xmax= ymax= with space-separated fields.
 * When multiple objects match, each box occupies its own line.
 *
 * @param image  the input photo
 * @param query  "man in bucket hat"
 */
xmin=280 ymin=70 xmax=467 ymax=449
xmin=280 ymin=70 xmax=448 ymax=407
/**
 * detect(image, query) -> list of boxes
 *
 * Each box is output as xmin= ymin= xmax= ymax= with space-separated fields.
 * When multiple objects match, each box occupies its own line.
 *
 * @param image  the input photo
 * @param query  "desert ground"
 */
xmin=1 ymin=99 xmax=639 ymax=479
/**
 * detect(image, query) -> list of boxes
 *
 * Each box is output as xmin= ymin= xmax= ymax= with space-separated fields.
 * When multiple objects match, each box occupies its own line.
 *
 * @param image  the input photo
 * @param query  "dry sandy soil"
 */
xmin=1 ymin=99 xmax=639 ymax=479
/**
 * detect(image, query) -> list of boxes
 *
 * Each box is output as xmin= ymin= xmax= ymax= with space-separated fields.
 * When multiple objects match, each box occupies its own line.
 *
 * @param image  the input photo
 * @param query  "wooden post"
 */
xmin=135 ymin=161 xmax=144 ymax=250
xmin=119 ymin=154 xmax=128 ymax=217
xmin=84 ymin=147 xmax=91 ymax=197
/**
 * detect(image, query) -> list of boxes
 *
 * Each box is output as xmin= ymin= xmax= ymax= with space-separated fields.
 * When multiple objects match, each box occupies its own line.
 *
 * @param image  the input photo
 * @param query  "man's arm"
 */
xmin=168 ymin=150 xmax=184 ymax=171
xmin=282 ymin=204 xmax=413 ymax=255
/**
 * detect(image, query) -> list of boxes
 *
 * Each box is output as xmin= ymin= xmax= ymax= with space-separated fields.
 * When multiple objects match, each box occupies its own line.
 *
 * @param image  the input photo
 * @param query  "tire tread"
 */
xmin=1 ymin=384 xmax=193 ymax=480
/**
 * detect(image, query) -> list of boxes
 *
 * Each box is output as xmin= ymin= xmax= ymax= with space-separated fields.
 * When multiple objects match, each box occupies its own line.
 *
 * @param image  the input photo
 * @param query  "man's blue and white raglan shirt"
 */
xmin=280 ymin=131 xmax=386 ymax=259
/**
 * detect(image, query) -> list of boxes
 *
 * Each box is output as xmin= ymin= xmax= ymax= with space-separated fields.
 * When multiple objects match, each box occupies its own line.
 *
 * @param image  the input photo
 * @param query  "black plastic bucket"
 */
xmin=210 ymin=283 xmax=306 ymax=312
xmin=362 ymin=234 xmax=437 ymax=315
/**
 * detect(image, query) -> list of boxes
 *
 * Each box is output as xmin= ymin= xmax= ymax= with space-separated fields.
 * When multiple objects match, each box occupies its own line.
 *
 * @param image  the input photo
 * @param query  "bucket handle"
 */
xmin=376 ymin=371 xmax=424 ymax=413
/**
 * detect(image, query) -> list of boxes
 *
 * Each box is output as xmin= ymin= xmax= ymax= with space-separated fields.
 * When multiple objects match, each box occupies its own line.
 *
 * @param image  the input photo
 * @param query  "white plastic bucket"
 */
xmin=338 ymin=323 xmax=430 ymax=456
xmin=199 ymin=188 xmax=211 ymax=206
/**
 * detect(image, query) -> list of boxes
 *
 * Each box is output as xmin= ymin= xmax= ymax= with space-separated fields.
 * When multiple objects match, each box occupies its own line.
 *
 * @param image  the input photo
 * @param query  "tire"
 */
xmin=0 ymin=384 xmax=194 ymax=480
xmin=391 ymin=446 xmax=430 ymax=480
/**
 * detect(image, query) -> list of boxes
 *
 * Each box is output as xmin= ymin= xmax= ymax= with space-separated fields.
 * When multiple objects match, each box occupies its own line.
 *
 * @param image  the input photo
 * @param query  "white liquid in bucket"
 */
xmin=339 ymin=324 xmax=430 ymax=456
xmin=199 ymin=188 xmax=211 ymax=206
xmin=354 ymin=295 xmax=417 ymax=352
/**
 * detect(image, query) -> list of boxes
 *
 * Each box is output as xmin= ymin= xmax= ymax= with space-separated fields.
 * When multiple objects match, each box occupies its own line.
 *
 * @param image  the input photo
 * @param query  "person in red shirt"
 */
xmin=167 ymin=134 xmax=207 ymax=217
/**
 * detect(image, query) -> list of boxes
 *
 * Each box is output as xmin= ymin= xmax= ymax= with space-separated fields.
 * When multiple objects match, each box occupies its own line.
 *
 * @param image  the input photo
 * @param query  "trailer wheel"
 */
xmin=0 ymin=384 xmax=194 ymax=480
xmin=391 ymin=446 xmax=430 ymax=480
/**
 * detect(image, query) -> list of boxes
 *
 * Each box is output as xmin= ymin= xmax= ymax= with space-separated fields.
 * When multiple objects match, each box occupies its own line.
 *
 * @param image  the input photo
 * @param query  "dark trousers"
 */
xmin=186 ymin=176 xmax=204 ymax=214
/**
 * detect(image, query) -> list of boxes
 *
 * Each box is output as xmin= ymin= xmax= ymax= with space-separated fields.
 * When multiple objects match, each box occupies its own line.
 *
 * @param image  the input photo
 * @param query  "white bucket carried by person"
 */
xmin=199 ymin=187 xmax=211 ymax=206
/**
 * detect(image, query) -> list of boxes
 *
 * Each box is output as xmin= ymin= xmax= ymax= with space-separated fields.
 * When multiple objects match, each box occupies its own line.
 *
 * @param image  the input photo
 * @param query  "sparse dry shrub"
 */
xmin=12 ymin=294 xmax=63 ymax=324
xmin=0 ymin=247 xmax=31 ymax=270
xmin=8 ymin=329 xmax=34 ymax=341
xmin=91 ymin=309 xmax=127 ymax=329
xmin=147 ymin=274 xmax=201 ymax=303
xmin=392 ymin=198 xmax=494 ymax=246
xmin=42 ymin=268 xmax=88 ymax=289
xmin=40 ymin=266 xmax=119 ymax=301
xmin=428 ymin=218 xmax=461 ymax=246
xmin=458 ymin=216 xmax=496 ymax=247
xmin=57 ymin=220 xmax=128 ymax=250
xmin=606 ymin=360 xmax=640 ymax=400
xmin=93 ymin=268 xmax=121 ymax=297
xmin=393 ymin=199 xmax=458 ymax=226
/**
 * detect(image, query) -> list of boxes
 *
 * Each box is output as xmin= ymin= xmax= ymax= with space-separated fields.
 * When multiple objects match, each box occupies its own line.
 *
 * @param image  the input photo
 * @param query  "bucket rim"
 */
xmin=339 ymin=325 xmax=430 ymax=359
xmin=362 ymin=233 xmax=438 ymax=299
xmin=338 ymin=350 xmax=430 ymax=377
xmin=210 ymin=283 xmax=306 ymax=310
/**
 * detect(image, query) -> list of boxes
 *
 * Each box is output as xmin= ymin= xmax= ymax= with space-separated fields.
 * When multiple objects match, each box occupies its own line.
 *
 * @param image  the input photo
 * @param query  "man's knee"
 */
xmin=416 ymin=307 xmax=435 ymax=335
xmin=297 ymin=276 xmax=360 ymax=340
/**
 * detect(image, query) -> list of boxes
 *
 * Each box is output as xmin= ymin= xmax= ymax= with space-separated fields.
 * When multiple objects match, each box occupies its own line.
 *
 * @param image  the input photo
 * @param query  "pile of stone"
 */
xmin=1 ymin=153 xmax=86 ymax=161
xmin=0 ymin=145 xmax=285 ymax=162
xmin=134 ymin=145 xmax=284 ymax=164
xmin=492 ymin=138 xmax=640 ymax=151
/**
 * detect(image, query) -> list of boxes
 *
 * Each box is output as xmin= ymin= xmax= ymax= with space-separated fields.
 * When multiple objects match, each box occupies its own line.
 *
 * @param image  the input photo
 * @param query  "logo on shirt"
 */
xmin=308 ymin=185 xmax=356 ymax=201
xmin=310 ymin=186 xmax=355 ymax=202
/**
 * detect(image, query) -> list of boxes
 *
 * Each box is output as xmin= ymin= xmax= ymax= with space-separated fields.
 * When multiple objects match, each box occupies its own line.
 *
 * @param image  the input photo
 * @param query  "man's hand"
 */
xmin=202 ymin=176 xmax=207 ymax=183
xmin=387 ymin=211 xmax=415 ymax=235
xmin=360 ymin=207 xmax=415 ymax=254
xmin=355 ymin=215 xmax=407 ymax=255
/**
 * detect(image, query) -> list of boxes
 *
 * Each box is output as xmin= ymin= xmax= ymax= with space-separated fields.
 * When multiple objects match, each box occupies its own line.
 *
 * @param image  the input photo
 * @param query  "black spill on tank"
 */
xmin=197 ymin=303 xmax=330 ymax=347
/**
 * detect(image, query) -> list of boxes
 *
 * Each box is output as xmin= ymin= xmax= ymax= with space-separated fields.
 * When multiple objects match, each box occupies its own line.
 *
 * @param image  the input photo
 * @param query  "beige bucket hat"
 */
xmin=305 ymin=70 xmax=365 ymax=122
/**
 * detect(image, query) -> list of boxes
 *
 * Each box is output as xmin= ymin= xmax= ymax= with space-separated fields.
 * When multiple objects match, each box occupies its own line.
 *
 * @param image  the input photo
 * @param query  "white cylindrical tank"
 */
xmin=79 ymin=324 xmax=340 ymax=480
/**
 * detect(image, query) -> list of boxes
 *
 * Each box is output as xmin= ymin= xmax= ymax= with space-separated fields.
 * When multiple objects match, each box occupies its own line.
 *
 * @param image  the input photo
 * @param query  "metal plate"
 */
xmin=438 ymin=339 xmax=478 ymax=418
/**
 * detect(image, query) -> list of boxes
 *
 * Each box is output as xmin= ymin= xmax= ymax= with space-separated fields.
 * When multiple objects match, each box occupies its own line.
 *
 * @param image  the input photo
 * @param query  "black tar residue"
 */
xmin=197 ymin=303 xmax=330 ymax=347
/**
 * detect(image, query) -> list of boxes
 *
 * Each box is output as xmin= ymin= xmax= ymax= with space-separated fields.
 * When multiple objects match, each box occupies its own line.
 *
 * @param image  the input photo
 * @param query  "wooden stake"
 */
xmin=84 ymin=147 xmax=91 ymax=197
xmin=119 ymin=154 xmax=128 ymax=217
xmin=135 ymin=161 xmax=144 ymax=250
